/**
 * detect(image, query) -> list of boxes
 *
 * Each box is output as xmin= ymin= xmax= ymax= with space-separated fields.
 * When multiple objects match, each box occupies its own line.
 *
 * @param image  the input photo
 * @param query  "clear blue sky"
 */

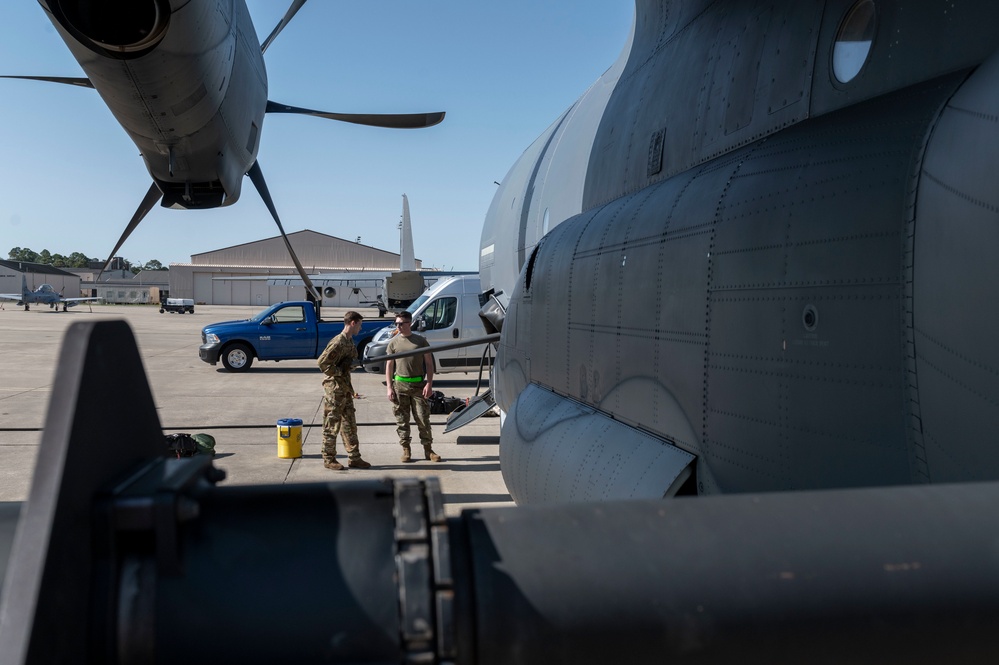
xmin=0 ymin=2 xmax=632 ymax=271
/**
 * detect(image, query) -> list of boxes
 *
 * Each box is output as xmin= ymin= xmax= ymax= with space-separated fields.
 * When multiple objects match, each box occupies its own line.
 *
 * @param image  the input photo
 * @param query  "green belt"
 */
xmin=394 ymin=375 xmax=424 ymax=383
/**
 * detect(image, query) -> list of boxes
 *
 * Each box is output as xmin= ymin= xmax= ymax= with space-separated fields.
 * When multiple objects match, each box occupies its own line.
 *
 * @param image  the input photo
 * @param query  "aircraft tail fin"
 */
xmin=400 ymin=194 xmax=416 ymax=271
xmin=21 ymin=275 xmax=29 ymax=299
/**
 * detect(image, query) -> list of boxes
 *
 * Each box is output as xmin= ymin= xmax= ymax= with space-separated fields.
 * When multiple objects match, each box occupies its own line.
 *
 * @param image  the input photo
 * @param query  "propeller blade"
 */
xmin=0 ymin=75 xmax=94 ymax=88
xmin=99 ymin=182 xmax=163 ymax=279
xmin=379 ymin=333 xmax=502 ymax=363
xmin=260 ymin=0 xmax=308 ymax=54
xmin=246 ymin=161 xmax=321 ymax=303
xmin=266 ymin=101 xmax=445 ymax=129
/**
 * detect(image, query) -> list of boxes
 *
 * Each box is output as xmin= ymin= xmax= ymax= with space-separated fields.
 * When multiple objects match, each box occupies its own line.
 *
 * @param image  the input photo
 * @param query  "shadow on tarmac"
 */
xmin=442 ymin=493 xmax=512 ymax=504
xmin=215 ymin=367 xmax=321 ymax=374
xmin=433 ymin=379 xmax=484 ymax=388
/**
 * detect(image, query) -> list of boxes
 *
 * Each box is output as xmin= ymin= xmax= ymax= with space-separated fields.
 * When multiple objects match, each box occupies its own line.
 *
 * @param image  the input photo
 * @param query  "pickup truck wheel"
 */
xmin=221 ymin=343 xmax=253 ymax=372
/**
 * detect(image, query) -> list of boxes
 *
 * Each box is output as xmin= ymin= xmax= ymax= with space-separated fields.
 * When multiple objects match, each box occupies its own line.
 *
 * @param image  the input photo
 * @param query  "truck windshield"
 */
xmin=406 ymin=296 xmax=428 ymax=314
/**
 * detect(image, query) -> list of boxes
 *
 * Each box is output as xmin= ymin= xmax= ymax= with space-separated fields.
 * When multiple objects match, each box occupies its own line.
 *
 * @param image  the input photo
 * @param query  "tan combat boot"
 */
xmin=401 ymin=445 xmax=412 ymax=463
xmin=324 ymin=459 xmax=345 ymax=471
xmin=348 ymin=458 xmax=371 ymax=469
xmin=423 ymin=445 xmax=442 ymax=462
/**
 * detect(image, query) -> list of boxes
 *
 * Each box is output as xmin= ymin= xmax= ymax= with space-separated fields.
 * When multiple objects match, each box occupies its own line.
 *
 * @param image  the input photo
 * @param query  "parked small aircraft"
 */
xmin=2 ymin=0 xmax=444 ymax=301
xmin=0 ymin=275 xmax=99 ymax=311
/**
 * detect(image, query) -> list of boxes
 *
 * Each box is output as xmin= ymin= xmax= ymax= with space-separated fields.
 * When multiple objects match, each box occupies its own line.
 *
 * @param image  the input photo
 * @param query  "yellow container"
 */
xmin=277 ymin=418 xmax=303 ymax=458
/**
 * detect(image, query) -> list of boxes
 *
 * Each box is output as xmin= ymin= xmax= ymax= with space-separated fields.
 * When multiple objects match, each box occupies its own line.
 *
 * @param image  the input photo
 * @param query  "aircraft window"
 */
xmin=272 ymin=306 xmax=305 ymax=324
xmin=423 ymin=297 xmax=457 ymax=330
xmin=833 ymin=0 xmax=876 ymax=83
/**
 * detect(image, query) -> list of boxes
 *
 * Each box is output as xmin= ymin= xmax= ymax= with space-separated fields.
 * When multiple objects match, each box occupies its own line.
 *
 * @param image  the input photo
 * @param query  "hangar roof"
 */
xmin=0 ymin=260 xmax=78 ymax=277
xmin=189 ymin=229 xmax=419 ymax=271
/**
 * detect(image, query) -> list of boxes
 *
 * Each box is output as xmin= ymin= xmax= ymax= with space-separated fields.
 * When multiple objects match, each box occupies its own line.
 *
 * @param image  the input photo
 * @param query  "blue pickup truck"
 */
xmin=199 ymin=301 xmax=390 ymax=372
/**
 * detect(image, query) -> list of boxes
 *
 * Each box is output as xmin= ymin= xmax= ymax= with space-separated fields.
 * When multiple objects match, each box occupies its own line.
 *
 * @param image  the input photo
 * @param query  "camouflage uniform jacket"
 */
xmin=318 ymin=330 xmax=356 ymax=392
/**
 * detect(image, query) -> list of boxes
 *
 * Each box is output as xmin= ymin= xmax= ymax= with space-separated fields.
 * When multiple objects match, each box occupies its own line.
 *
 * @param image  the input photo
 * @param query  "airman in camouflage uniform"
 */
xmin=385 ymin=310 xmax=442 ymax=463
xmin=318 ymin=311 xmax=371 ymax=470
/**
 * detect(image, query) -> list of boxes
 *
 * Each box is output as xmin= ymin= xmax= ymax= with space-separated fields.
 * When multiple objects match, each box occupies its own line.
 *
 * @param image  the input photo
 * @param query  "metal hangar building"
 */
xmin=166 ymin=230 xmax=420 ymax=306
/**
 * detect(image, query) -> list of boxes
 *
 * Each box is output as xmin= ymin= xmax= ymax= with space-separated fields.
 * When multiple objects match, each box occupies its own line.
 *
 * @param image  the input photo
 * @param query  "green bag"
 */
xmin=192 ymin=433 xmax=216 ymax=456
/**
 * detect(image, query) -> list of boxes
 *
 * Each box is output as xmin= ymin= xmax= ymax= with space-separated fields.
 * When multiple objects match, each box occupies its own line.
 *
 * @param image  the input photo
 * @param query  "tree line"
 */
xmin=7 ymin=247 xmax=167 ymax=272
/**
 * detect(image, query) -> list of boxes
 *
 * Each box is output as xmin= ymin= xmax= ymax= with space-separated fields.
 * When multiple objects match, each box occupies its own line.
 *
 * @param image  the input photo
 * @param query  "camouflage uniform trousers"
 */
xmin=392 ymin=380 xmax=433 ymax=447
xmin=322 ymin=381 xmax=361 ymax=462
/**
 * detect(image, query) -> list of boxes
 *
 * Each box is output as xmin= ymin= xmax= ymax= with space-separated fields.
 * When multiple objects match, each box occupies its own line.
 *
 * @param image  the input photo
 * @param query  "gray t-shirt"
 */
xmin=387 ymin=332 xmax=430 ymax=378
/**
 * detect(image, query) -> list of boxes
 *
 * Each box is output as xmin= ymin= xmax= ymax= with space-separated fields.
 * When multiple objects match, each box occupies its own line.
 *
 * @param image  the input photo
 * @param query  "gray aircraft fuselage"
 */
xmin=483 ymin=0 xmax=999 ymax=503
xmin=38 ymin=0 xmax=265 ymax=209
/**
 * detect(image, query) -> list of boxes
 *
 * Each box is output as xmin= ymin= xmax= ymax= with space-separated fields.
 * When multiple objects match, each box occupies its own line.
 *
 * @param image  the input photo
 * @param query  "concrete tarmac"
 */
xmin=0 ymin=302 xmax=512 ymax=516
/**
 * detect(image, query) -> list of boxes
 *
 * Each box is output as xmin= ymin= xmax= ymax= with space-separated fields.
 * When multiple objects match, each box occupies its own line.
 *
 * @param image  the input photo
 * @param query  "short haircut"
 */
xmin=344 ymin=310 xmax=363 ymax=324
xmin=395 ymin=311 xmax=413 ymax=322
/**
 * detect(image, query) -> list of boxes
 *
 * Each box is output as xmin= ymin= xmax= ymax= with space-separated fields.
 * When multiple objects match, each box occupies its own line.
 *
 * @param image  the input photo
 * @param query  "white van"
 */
xmin=362 ymin=275 xmax=493 ymax=375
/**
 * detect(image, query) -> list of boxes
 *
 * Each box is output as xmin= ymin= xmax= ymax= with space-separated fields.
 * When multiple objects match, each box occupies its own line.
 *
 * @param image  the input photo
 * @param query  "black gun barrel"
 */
xmin=87 ymin=474 xmax=999 ymax=664
xmin=455 ymin=483 xmax=999 ymax=664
